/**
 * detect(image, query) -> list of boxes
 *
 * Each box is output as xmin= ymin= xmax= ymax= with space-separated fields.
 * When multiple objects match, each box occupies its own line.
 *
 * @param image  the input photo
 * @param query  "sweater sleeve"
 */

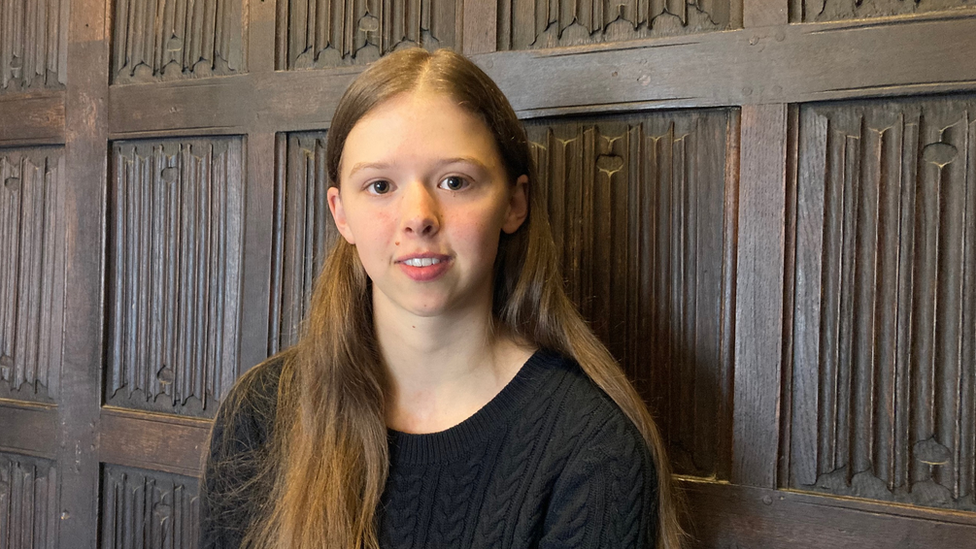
xmin=539 ymin=414 xmax=658 ymax=549
xmin=200 ymin=361 xmax=280 ymax=549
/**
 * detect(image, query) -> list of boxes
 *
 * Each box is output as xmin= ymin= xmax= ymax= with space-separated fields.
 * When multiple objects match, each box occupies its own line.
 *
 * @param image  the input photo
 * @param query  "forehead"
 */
xmin=339 ymin=90 xmax=503 ymax=176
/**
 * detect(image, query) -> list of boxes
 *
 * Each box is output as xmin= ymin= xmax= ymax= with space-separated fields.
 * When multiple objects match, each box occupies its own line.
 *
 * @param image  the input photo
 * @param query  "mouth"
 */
xmin=396 ymin=253 xmax=452 ymax=281
xmin=401 ymin=257 xmax=443 ymax=267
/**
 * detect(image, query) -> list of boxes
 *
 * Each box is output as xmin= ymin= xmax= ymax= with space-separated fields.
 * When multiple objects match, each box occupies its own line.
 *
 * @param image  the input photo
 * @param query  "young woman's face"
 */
xmin=328 ymin=89 xmax=528 ymax=319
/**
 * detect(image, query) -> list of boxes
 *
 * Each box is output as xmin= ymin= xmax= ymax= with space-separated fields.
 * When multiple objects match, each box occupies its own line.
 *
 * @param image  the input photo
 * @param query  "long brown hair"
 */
xmin=244 ymin=48 xmax=683 ymax=549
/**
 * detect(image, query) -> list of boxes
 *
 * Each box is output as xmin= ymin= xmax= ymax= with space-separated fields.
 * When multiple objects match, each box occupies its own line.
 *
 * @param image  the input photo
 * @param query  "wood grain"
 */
xmin=791 ymin=0 xmax=976 ymax=23
xmin=684 ymin=479 xmax=976 ymax=548
xmin=0 ymin=0 xmax=67 ymax=94
xmin=732 ymin=103 xmax=787 ymax=488
xmin=743 ymin=0 xmax=787 ymax=27
xmin=790 ymin=95 xmax=976 ymax=511
xmin=0 ymin=148 xmax=65 ymax=404
xmin=99 ymin=408 xmax=210 ymax=477
xmin=106 ymin=138 xmax=245 ymax=417
xmin=0 ymin=402 xmax=57 ymax=458
xmin=524 ymin=109 xmax=737 ymax=479
xmin=0 ymin=92 xmax=64 ymax=146
xmin=58 ymin=0 xmax=108 ymax=539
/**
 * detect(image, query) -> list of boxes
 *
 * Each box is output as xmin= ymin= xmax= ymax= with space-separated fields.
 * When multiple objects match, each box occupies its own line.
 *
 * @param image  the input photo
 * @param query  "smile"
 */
xmin=402 ymin=257 xmax=443 ymax=267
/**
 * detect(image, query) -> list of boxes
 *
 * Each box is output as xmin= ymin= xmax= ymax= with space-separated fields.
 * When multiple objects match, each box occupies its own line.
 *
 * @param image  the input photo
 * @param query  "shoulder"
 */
xmin=537 ymin=352 xmax=650 ymax=460
xmin=529 ymin=352 xmax=657 ymax=547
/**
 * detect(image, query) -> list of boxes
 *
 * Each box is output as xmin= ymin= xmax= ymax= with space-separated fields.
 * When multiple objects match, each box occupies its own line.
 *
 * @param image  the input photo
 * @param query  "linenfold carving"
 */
xmin=0 ymin=453 xmax=57 ymax=549
xmin=0 ymin=149 xmax=65 ymax=403
xmin=499 ymin=0 xmax=732 ymax=50
xmin=0 ymin=0 xmax=67 ymax=92
xmin=100 ymin=465 xmax=200 ymax=549
xmin=106 ymin=138 xmax=245 ymax=417
xmin=525 ymin=110 xmax=737 ymax=479
xmin=280 ymin=0 xmax=456 ymax=68
xmin=271 ymin=133 xmax=340 ymax=352
xmin=111 ymin=0 xmax=244 ymax=83
xmin=791 ymin=97 xmax=976 ymax=511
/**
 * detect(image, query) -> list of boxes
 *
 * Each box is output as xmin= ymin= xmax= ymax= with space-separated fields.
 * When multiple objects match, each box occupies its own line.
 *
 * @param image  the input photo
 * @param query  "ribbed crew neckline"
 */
xmin=387 ymin=349 xmax=562 ymax=465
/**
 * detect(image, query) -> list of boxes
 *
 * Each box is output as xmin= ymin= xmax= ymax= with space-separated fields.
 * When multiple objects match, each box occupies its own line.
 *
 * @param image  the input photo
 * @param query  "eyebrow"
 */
xmin=346 ymin=157 xmax=492 ymax=178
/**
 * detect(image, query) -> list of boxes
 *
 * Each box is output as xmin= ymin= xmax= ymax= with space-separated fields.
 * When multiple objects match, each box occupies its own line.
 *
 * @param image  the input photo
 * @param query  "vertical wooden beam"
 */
xmin=239 ymin=132 xmax=277 ymax=377
xmin=462 ymin=0 xmax=497 ymax=55
xmin=59 ymin=0 xmax=110 ymax=544
xmin=732 ymin=103 xmax=788 ymax=488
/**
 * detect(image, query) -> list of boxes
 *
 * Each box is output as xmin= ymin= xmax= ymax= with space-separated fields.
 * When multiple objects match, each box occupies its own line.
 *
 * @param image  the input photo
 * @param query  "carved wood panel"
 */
xmin=100 ymin=465 xmax=199 ymax=549
xmin=0 ymin=0 xmax=66 ymax=93
xmin=525 ymin=109 xmax=738 ymax=479
xmin=790 ymin=96 xmax=976 ymax=511
xmin=0 ymin=452 xmax=57 ymax=549
xmin=271 ymin=132 xmax=340 ymax=352
xmin=111 ymin=0 xmax=244 ymax=84
xmin=0 ymin=148 xmax=65 ymax=404
xmin=278 ymin=0 xmax=457 ymax=69
xmin=106 ymin=138 xmax=245 ymax=417
xmin=498 ymin=0 xmax=736 ymax=50
xmin=790 ymin=0 xmax=975 ymax=23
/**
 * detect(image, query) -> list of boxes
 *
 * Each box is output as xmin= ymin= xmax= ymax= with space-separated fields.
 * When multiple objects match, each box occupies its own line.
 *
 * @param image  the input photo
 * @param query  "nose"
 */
xmin=401 ymin=182 xmax=440 ymax=237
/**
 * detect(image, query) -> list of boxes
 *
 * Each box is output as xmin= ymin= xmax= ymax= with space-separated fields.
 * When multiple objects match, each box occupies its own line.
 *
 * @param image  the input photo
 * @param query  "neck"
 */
xmin=374 ymin=290 xmax=533 ymax=433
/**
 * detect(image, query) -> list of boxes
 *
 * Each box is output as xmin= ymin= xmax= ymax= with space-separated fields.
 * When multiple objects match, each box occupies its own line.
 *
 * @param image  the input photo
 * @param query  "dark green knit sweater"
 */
xmin=201 ymin=349 xmax=657 ymax=548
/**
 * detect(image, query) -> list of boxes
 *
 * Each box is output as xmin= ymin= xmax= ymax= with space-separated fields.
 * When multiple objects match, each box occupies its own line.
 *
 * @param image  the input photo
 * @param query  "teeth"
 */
xmin=403 ymin=257 xmax=442 ymax=267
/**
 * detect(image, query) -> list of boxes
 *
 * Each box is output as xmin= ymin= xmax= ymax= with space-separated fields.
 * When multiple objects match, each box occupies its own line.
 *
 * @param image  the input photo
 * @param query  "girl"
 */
xmin=202 ymin=48 xmax=682 ymax=549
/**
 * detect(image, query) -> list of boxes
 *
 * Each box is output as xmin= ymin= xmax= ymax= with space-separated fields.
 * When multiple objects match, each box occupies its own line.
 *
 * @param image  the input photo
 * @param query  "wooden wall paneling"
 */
xmin=684 ymin=479 xmax=976 ymax=548
xmin=0 ymin=92 xmax=64 ymax=146
xmin=58 ymin=0 xmax=109 ymax=540
xmin=110 ymin=0 xmax=245 ymax=84
xmin=790 ymin=96 xmax=976 ymax=511
xmin=99 ymin=464 xmax=199 ymax=549
xmin=0 ymin=0 xmax=68 ymax=94
xmin=0 ymin=452 xmax=58 ymax=549
xmin=497 ymin=0 xmax=741 ymax=51
xmin=524 ymin=109 xmax=736 ymax=479
xmin=732 ymin=104 xmax=787 ymax=488
xmin=105 ymin=15 xmax=976 ymax=135
xmin=98 ymin=409 xmax=209 ymax=478
xmin=481 ymin=14 xmax=976 ymax=117
xmin=0 ymin=403 xmax=57 ymax=459
xmin=271 ymin=132 xmax=341 ymax=353
xmin=0 ymin=147 xmax=65 ymax=404
xmin=790 ymin=0 xmax=976 ymax=23
xmin=278 ymin=0 xmax=459 ymax=69
xmin=105 ymin=137 xmax=245 ymax=417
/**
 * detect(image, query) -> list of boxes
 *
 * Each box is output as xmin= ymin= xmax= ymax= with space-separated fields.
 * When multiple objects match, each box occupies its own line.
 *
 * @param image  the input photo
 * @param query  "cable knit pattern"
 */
xmin=202 ymin=350 xmax=657 ymax=549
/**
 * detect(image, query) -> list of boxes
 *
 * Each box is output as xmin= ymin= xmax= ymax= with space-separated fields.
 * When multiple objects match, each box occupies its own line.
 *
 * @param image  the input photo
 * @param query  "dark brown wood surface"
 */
xmin=1 ymin=0 xmax=976 ymax=545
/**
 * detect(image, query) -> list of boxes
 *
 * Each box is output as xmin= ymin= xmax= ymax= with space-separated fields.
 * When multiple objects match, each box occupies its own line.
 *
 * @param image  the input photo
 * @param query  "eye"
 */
xmin=367 ymin=180 xmax=392 ymax=195
xmin=439 ymin=176 xmax=469 ymax=191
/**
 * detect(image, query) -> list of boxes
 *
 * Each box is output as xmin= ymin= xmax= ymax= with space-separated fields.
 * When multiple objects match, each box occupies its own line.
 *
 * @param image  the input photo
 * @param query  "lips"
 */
xmin=396 ymin=253 xmax=451 ymax=281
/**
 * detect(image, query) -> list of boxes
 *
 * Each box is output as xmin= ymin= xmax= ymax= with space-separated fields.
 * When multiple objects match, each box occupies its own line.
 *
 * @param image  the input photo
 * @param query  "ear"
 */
xmin=327 ymin=186 xmax=356 ymax=245
xmin=502 ymin=175 xmax=529 ymax=234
